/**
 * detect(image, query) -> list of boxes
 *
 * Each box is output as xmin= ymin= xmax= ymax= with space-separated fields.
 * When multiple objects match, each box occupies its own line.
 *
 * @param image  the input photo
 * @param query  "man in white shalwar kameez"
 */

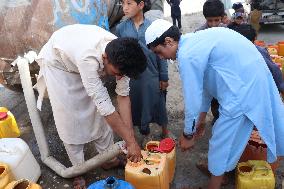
xmin=35 ymin=24 xmax=147 ymax=167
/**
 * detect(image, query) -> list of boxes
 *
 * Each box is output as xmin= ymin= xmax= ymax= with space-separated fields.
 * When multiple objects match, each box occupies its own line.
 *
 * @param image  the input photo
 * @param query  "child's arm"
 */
xmin=157 ymin=57 xmax=169 ymax=90
xmin=115 ymin=23 xmax=122 ymax=37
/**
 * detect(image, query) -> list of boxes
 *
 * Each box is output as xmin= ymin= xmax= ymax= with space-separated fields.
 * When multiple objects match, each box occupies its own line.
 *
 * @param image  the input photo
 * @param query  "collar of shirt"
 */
xmin=127 ymin=18 xmax=151 ymax=30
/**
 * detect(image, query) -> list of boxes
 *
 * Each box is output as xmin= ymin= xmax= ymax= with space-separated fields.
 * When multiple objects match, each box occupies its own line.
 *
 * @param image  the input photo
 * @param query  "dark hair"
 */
xmin=120 ymin=0 xmax=151 ymax=13
xmin=105 ymin=37 xmax=147 ymax=79
xmin=251 ymin=2 xmax=260 ymax=10
xmin=203 ymin=0 xmax=225 ymax=18
xmin=232 ymin=2 xmax=244 ymax=11
xmin=147 ymin=26 xmax=181 ymax=48
xmin=228 ymin=24 xmax=256 ymax=42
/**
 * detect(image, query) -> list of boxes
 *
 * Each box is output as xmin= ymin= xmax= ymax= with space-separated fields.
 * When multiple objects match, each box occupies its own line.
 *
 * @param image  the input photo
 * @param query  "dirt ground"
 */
xmin=1 ymin=12 xmax=283 ymax=189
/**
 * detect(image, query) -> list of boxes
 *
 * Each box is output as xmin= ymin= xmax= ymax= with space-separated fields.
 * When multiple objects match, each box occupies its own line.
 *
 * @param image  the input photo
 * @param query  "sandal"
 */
xmin=73 ymin=177 xmax=86 ymax=189
xmin=101 ymin=154 xmax=127 ymax=170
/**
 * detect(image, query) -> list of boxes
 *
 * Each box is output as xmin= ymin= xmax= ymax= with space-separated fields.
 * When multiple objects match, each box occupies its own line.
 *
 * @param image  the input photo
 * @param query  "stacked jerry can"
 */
xmin=239 ymin=129 xmax=280 ymax=172
xmin=236 ymin=160 xmax=275 ymax=189
xmin=278 ymin=41 xmax=284 ymax=56
xmin=0 ymin=138 xmax=41 ymax=183
xmin=0 ymin=163 xmax=13 ymax=189
xmin=0 ymin=107 xmax=42 ymax=189
xmin=260 ymin=41 xmax=284 ymax=73
xmin=4 ymin=179 xmax=41 ymax=189
xmin=0 ymin=107 xmax=20 ymax=138
xmin=1 ymin=163 xmax=42 ymax=189
xmin=125 ymin=138 xmax=176 ymax=189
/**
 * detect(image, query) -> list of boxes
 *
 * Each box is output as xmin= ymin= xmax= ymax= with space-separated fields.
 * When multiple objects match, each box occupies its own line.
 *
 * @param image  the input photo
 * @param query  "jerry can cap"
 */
xmin=159 ymin=138 xmax=175 ymax=153
xmin=0 ymin=112 xmax=8 ymax=120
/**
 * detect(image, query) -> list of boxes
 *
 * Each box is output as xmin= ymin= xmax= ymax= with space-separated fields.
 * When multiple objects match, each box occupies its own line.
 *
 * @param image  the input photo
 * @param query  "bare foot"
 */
xmin=196 ymin=160 xmax=229 ymax=186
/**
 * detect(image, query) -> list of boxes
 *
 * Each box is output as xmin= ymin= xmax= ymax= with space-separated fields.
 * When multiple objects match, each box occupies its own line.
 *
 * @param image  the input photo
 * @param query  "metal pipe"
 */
xmin=17 ymin=51 xmax=124 ymax=178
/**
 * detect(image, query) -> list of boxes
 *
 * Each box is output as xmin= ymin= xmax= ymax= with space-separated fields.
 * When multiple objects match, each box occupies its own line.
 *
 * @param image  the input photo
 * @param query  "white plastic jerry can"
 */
xmin=0 ymin=138 xmax=41 ymax=182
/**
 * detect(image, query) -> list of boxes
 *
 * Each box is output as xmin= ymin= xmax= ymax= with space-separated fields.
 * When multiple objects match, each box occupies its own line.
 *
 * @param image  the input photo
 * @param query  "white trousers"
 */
xmin=63 ymin=127 xmax=114 ymax=166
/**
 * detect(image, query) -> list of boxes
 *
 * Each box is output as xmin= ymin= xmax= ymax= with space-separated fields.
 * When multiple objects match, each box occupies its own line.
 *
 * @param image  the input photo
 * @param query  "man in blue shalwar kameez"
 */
xmin=145 ymin=19 xmax=284 ymax=189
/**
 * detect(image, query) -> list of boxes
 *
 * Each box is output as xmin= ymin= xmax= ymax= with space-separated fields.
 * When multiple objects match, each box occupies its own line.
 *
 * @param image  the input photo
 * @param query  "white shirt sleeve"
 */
xmin=77 ymin=56 xmax=115 ymax=116
xmin=115 ymin=76 xmax=130 ymax=96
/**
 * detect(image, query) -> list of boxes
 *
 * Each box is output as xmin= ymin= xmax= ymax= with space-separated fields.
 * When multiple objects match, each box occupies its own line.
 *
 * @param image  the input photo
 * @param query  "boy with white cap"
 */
xmin=145 ymin=19 xmax=284 ymax=189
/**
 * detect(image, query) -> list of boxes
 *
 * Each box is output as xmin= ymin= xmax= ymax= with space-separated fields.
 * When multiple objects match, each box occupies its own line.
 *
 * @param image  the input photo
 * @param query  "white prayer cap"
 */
xmin=145 ymin=19 xmax=173 ymax=45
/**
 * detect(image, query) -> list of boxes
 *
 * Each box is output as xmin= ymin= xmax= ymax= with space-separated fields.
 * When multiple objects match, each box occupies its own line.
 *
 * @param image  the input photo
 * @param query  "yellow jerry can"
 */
xmin=0 ymin=163 xmax=14 ymax=189
xmin=278 ymin=41 xmax=284 ymax=56
xmin=145 ymin=139 xmax=176 ymax=183
xmin=0 ymin=107 xmax=20 ymax=138
xmin=236 ymin=160 xmax=275 ymax=189
xmin=4 ymin=179 xmax=41 ymax=189
xmin=125 ymin=150 xmax=169 ymax=189
xmin=267 ymin=47 xmax=278 ymax=55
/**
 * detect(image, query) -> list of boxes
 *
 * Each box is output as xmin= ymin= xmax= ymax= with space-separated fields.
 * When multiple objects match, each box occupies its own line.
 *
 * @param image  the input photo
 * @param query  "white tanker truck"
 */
xmin=0 ymin=0 xmax=164 ymax=91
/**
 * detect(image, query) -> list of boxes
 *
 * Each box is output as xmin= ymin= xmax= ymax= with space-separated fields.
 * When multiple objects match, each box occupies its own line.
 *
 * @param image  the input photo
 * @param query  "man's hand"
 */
xmin=160 ymin=81 xmax=169 ymax=91
xmin=179 ymin=134 xmax=195 ymax=152
xmin=126 ymin=141 xmax=142 ymax=163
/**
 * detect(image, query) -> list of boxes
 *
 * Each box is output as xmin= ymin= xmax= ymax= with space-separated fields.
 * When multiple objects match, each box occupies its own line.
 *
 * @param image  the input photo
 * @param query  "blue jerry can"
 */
xmin=88 ymin=177 xmax=135 ymax=189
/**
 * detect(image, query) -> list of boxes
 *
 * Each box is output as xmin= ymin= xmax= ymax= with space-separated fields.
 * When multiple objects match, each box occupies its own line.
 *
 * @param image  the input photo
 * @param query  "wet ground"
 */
xmin=1 ymin=12 xmax=284 ymax=189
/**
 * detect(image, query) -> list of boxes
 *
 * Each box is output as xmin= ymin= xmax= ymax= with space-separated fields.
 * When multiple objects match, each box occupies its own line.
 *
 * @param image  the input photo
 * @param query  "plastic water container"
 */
xmin=88 ymin=176 xmax=134 ymax=189
xmin=125 ymin=150 xmax=169 ymax=189
xmin=0 ymin=163 xmax=13 ymax=189
xmin=145 ymin=138 xmax=176 ymax=183
xmin=267 ymin=46 xmax=278 ymax=55
xmin=278 ymin=41 xmax=284 ymax=56
xmin=0 ymin=138 xmax=41 ymax=182
xmin=4 ymin=179 xmax=42 ymax=189
xmin=239 ymin=129 xmax=280 ymax=173
xmin=236 ymin=160 xmax=275 ymax=189
xmin=0 ymin=107 xmax=20 ymax=138
xmin=254 ymin=40 xmax=266 ymax=47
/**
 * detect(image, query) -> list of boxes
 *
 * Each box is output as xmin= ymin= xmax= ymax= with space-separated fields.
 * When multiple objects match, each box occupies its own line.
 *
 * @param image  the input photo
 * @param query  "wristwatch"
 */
xmin=183 ymin=132 xmax=194 ymax=140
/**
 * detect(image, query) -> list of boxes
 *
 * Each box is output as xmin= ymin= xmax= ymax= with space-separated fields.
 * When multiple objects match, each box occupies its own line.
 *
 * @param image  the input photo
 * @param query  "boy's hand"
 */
xmin=195 ymin=122 xmax=206 ymax=139
xmin=160 ymin=81 xmax=169 ymax=91
xmin=179 ymin=134 xmax=195 ymax=152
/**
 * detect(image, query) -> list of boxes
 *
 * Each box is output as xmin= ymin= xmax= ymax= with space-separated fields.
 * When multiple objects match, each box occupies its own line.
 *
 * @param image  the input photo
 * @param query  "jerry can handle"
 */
xmin=253 ymin=165 xmax=270 ymax=176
